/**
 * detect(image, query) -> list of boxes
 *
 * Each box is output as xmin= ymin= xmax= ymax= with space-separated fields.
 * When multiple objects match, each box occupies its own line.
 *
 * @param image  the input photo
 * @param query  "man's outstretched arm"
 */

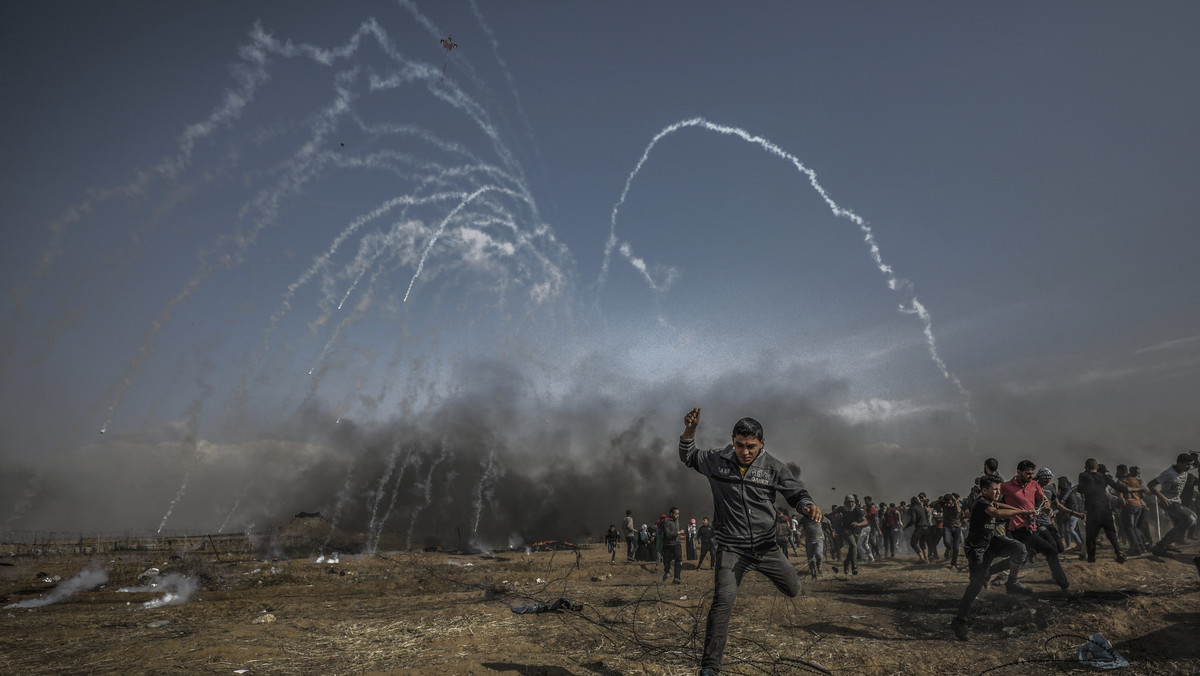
xmin=678 ymin=407 xmax=701 ymax=465
xmin=681 ymin=407 xmax=700 ymax=440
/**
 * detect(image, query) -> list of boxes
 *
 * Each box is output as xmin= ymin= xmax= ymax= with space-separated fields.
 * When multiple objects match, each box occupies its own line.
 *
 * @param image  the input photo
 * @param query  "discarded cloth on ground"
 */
xmin=510 ymin=597 xmax=581 ymax=614
xmin=1076 ymin=632 xmax=1129 ymax=670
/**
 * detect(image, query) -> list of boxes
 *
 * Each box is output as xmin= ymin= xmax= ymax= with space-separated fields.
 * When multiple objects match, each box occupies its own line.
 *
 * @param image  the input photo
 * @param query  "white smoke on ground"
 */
xmin=117 ymin=572 xmax=200 ymax=608
xmin=5 ymin=566 xmax=109 ymax=609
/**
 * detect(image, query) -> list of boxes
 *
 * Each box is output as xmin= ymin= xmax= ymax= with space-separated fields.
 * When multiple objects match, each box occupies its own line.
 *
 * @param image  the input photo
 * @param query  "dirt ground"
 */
xmin=2 ymin=533 xmax=1198 ymax=675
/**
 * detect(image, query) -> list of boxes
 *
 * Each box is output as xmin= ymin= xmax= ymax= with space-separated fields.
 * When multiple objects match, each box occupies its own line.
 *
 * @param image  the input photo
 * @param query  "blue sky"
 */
xmin=2 ymin=2 xmax=1197 ymax=541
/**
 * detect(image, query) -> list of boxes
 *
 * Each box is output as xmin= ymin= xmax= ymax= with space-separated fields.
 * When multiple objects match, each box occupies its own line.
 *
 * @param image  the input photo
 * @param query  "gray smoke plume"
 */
xmin=6 ymin=566 xmax=109 ymax=609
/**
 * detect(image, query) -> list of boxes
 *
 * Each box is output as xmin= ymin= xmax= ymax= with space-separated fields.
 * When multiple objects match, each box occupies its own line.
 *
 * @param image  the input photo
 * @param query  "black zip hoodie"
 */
xmin=679 ymin=437 xmax=814 ymax=551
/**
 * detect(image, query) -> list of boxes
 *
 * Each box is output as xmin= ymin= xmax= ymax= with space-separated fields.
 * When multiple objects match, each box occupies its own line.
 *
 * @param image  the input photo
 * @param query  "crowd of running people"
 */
xmin=605 ymin=449 xmax=1199 ymax=643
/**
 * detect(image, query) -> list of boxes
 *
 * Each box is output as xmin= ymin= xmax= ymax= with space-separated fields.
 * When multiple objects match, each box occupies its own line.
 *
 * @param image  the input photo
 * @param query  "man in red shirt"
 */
xmin=1000 ymin=460 xmax=1071 ymax=592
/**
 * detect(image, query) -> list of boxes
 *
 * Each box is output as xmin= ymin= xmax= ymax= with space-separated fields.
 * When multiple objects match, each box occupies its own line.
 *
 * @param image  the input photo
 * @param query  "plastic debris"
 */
xmin=1076 ymin=632 xmax=1129 ymax=670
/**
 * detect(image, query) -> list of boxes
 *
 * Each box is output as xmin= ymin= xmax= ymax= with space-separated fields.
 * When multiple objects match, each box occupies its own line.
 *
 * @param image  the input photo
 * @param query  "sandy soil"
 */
xmin=2 ymin=533 xmax=1198 ymax=675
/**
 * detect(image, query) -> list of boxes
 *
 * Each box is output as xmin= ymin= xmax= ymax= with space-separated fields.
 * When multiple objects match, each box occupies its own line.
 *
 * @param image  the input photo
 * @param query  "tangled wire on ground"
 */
xmin=382 ymin=547 xmax=834 ymax=674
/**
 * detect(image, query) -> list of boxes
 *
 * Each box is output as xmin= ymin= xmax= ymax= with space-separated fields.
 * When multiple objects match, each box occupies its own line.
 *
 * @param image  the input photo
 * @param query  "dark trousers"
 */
xmin=841 ymin=530 xmax=860 ymax=571
xmin=1010 ymin=527 xmax=1069 ymax=589
xmin=958 ymin=536 xmax=1026 ymax=619
xmin=662 ymin=544 xmax=682 ymax=581
xmin=697 ymin=541 xmax=714 ymax=569
xmin=926 ymin=526 xmax=942 ymax=559
xmin=625 ymin=535 xmax=636 ymax=561
xmin=910 ymin=526 xmax=930 ymax=556
xmin=882 ymin=526 xmax=897 ymax=557
xmin=702 ymin=544 xmax=800 ymax=672
xmin=944 ymin=526 xmax=963 ymax=567
xmin=1084 ymin=508 xmax=1122 ymax=561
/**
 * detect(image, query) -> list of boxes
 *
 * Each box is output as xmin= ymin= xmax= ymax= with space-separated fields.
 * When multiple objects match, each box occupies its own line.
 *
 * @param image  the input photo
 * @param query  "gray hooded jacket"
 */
xmin=679 ymin=437 xmax=814 ymax=551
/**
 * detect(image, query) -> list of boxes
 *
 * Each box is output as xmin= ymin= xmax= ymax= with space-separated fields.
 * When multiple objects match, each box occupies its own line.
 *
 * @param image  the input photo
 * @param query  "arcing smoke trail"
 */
xmin=600 ymin=117 xmax=974 ymax=426
xmin=403 ymin=185 xmax=529 ymax=302
xmin=98 ymin=67 xmax=357 ymax=435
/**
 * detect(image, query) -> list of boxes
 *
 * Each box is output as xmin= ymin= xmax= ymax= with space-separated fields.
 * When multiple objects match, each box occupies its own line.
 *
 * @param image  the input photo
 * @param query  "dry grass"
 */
xmin=1 ymin=535 xmax=1199 ymax=674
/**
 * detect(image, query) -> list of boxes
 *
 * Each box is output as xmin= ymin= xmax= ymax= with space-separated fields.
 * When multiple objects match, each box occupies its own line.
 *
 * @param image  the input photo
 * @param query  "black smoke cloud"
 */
xmin=0 ymin=353 xmax=989 ymax=546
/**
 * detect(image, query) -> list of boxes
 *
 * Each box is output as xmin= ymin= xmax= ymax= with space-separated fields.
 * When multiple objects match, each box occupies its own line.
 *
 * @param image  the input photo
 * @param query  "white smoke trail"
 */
xmin=468 ymin=0 xmax=542 ymax=165
xmin=319 ymin=449 xmax=362 ymax=552
xmin=0 ymin=21 xmax=273 ymax=392
xmin=369 ymin=444 xmax=418 ymax=554
xmin=157 ymin=468 xmax=190 ymax=534
xmin=218 ymin=12 xmax=549 ymax=425
xmin=471 ymin=447 xmax=503 ymax=534
xmin=364 ymin=443 xmax=402 ymax=552
xmin=29 ymin=30 xmax=272 ymax=283
xmin=99 ymin=68 xmax=358 ymax=435
xmin=405 ymin=440 xmax=453 ymax=550
xmin=216 ymin=483 xmax=249 ymax=534
xmin=403 ymin=185 xmax=529 ymax=302
xmin=158 ymin=355 xmax=215 ymax=533
xmin=600 ymin=117 xmax=974 ymax=426
xmin=395 ymin=0 xmax=532 ymax=193
xmin=6 ymin=567 xmax=109 ymax=609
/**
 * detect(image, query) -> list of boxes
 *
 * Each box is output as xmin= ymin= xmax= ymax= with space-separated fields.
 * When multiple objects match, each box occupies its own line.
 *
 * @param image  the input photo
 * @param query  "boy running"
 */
xmin=951 ymin=475 xmax=1036 ymax=641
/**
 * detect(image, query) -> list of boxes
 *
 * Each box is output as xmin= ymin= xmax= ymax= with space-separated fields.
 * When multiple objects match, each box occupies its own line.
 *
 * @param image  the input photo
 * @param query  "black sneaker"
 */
xmin=951 ymin=616 xmax=969 ymax=641
xmin=1005 ymin=580 xmax=1034 ymax=595
xmin=1115 ymin=553 xmax=1127 ymax=564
